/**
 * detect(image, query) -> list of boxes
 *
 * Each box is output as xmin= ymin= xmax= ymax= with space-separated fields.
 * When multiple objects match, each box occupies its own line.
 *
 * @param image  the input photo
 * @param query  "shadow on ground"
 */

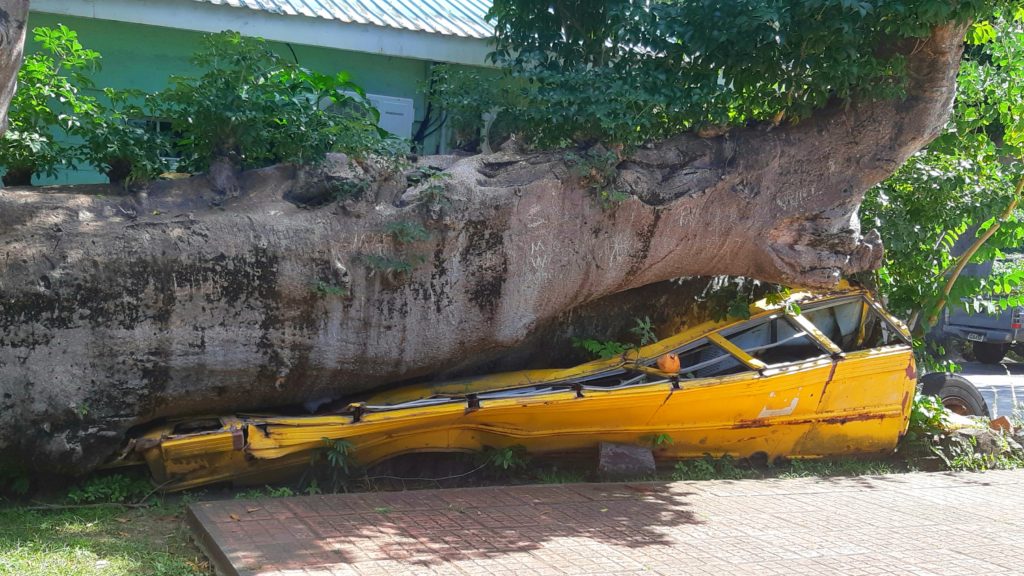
xmin=191 ymin=482 xmax=703 ymax=573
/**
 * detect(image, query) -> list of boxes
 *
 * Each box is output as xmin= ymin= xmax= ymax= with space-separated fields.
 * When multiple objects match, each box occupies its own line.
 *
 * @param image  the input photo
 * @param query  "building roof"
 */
xmin=195 ymin=0 xmax=494 ymax=39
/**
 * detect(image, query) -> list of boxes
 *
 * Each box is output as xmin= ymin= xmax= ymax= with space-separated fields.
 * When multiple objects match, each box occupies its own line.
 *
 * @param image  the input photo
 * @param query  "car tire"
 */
xmin=973 ymin=342 xmax=1008 ymax=364
xmin=919 ymin=372 xmax=990 ymax=417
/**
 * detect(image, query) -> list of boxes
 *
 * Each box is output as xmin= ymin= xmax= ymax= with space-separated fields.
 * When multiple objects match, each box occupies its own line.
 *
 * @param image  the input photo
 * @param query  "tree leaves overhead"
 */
xmin=482 ymin=0 xmax=999 ymax=147
xmin=864 ymin=14 xmax=1024 ymax=327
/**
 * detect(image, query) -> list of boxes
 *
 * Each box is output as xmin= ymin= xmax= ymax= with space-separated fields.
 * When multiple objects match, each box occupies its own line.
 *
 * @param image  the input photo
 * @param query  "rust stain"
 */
xmin=733 ymin=411 xmax=891 ymax=429
xmin=905 ymin=359 xmax=917 ymax=381
xmin=817 ymin=359 xmax=839 ymax=407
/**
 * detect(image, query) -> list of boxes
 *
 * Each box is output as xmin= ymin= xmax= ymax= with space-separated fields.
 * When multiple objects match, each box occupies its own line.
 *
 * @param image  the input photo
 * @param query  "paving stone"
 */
xmin=188 ymin=470 xmax=1024 ymax=576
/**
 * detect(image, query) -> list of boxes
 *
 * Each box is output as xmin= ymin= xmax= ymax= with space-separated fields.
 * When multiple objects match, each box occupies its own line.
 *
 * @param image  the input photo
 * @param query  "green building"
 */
xmin=26 ymin=0 xmax=494 ymax=184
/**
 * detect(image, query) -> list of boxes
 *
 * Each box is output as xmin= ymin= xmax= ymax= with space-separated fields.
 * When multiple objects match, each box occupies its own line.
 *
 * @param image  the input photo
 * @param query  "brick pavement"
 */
xmin=188 ymin=470 xmax=1024 ymax=576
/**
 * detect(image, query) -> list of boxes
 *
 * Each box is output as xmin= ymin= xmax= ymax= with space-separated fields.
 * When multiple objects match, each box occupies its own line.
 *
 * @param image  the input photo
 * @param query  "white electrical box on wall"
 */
xmin=365 ymin=94 xmax=415 ymax=140
xmin=333 ymin=91 xmax=415 ymax=140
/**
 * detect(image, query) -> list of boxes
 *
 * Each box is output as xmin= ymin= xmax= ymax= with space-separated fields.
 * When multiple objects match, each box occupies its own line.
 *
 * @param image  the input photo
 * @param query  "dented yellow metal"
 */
xmin=119 ymin=288 xmax=917 ymax=491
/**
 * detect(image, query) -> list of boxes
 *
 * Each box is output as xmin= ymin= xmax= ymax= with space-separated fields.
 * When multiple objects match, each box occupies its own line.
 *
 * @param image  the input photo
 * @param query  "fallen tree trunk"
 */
xmin=0 ymin=24 xmax=965 ymax=474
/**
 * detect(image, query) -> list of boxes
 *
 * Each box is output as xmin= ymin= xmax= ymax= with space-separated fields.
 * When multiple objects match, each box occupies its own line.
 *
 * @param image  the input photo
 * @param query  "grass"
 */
xmin=535 ymin=466 xmax=587 ymax=484
xmin=774 ymin=458 xmax=899 ymax=479
xmin=669 ymin=455 xmax=904 ymax=482
xmin=233 ymin=486 xmax=295 ymax=500
xmin=0 ymin=502 xmax=211 ymax=576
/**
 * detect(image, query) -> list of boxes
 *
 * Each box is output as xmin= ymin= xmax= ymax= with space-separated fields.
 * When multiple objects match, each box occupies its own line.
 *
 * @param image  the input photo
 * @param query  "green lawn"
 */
xmin=0 ymin=504 xmax=210 ymax=576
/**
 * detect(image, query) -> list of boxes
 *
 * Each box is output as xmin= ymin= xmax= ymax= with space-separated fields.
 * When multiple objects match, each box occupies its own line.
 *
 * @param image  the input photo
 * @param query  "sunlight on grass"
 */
xmin=0 ymin=506 xmax=210 ymax=576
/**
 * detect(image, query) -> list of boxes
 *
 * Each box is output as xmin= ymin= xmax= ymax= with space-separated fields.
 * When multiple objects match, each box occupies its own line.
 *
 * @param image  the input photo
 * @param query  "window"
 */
xmin=860 ymin=308 xmax=907 ymax=348
xmin=675 ymin=339 xmax=749 ymax=379
xmin=723 ymin=316 xmax=829 ymax=366
xmin=802 ymin=297 xmax=908 ymax=351
xmin=802 ymin=298 xmax=862 ymax=351
xmin=129 ymin=118 xmax=182 ymax=169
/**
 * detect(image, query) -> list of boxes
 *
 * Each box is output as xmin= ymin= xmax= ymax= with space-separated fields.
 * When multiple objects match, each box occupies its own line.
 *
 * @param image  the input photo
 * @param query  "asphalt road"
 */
xmin=960 ymin=360 xmax=1024 ymax=418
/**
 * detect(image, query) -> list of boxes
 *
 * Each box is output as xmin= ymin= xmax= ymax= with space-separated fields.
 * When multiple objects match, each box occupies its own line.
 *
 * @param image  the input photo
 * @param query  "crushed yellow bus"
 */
xmin=112 ymin=288 xmax=918 ymax=491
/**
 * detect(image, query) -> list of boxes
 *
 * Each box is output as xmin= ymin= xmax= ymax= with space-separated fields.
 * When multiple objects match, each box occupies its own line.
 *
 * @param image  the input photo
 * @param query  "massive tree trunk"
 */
xmin=0 ymin=24 xmax=965 ymax=474
xmin=0 ymin=0 xmax=27 ymax=137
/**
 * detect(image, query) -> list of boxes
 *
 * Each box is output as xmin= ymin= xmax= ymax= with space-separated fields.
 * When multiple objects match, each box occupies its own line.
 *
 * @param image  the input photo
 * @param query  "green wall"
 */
xmin=22 ymin=13 xmax=446 ymax=185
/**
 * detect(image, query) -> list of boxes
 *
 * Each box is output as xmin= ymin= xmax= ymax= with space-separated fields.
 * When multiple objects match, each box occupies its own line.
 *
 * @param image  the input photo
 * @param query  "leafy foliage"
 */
xmin=318 ymin=437 xmax=355 ymax=492
xmin=313 ymin=280 xmax=349 ymax=297
xmin=863 ymin=13 xmax=1024 ymax=336
xmin=0 ymin=458 xmax=31 ymax=497
xmin=422 ymin=65 xmax=519 ymax=151
xmin=329 ymin=177 xmax=371 ymax=202
xmin=672 ymin=455 xmax=754 ymax=481
xmin=939 ymin=434 xmax=1024 ymax=471
xmin=478 ymin=445 xmax=530 ymax=475
xmin=571 ymin=337 xmax=630 ymax=359
xmin=3 ymin=27 xmax=389 ymax=185
xmin=697 ymin=277 xmax=794 ymax=322
xmin=234 ymin=485 xmax=295 ymax=499
xmin=564 ymin=148 xmax=628 ymax=208
xmin=646 ymin=432 xmax=675 ymax=448
xmin=572 ymin=314 xmax=665 ymax=360
xmin=630 ymin=316 xmax=658 ymax=346
xmin=159 ymin=31 xmax=384 ymax=172
xmin=384 ymin=221 xmax=430 ymax=245
xmin=445 ymin=0 xmax=1001 ymax=149
xmin=414 ymin=167 xmax=452 ymax=209
xmin=77 ymin=89 xmax=169 ymax=184
xmin=66 ymin=473 xmax=152 ymax=505
xmin=0 ymin=25 xmax=100 ymax=183
xmin=321 ymin=437 xmax=353 ymax=474
xmin=897 ymin=393 xmax=1024 ymax=470
xmin=776 ymin=458 xmax=896 ymax=478
xmin=896 ymin=393 xmax=950 ymax=459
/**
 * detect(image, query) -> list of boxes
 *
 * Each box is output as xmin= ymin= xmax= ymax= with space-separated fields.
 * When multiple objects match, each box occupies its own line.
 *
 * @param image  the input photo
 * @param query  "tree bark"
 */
xmin=0 ymin=0 xmax=27 ymax=137
xmin=0 ymin=24 xmax=966 ymax=474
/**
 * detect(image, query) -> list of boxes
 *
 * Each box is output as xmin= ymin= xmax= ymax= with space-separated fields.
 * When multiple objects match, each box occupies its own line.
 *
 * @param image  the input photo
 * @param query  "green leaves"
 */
xmin=1 ymin=25 xmax=101 ymax=182
xmin=572 ymin=337 xmax=631 ymax=359
xmin=76 ymin=89 xmax=169 ymax=184
xmin=630 ymin=316 xmax=657 ymax=346
xmin=3 ymin=27 xmax=386 ymax=185
xmin=158 ymin=31 xmax=387 ymax=172
xmin=864 ymin=15 xmax=1024 ymax=337
xmin=473 ymin=0 xmax=1001 ymax=149
xmin=968 ymin=21 xmax=999 ymax=44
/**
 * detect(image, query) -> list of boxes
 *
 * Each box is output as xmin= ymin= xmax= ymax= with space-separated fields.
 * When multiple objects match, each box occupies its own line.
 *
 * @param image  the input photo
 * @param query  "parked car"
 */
xmin=107 ymin=286 xmax=978 ymax=491
xmin=937 ymin=301 xmax=1024 ymax=364
xmin=932 ymin=255 xmax=1024 ymax=364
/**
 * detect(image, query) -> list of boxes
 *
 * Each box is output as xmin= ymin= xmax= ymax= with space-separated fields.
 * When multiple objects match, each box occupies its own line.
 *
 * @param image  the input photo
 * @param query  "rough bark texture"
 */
xmin=0 ymin=0 xmax=27 ymax=137
xmin=0 ymin=24 xmax=966 ymax=474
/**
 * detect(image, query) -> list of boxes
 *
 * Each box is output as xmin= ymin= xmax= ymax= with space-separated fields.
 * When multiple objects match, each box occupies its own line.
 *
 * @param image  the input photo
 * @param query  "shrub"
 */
xmin=76 ymin=89 xmax=169 ymax=185
xmin=0 ymin=25 xmax=99 ymax=185
xmin=158 ymin=31 xmax=384 ymax=173
xmin=66 ymin=473 xmax=152 ymax=504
